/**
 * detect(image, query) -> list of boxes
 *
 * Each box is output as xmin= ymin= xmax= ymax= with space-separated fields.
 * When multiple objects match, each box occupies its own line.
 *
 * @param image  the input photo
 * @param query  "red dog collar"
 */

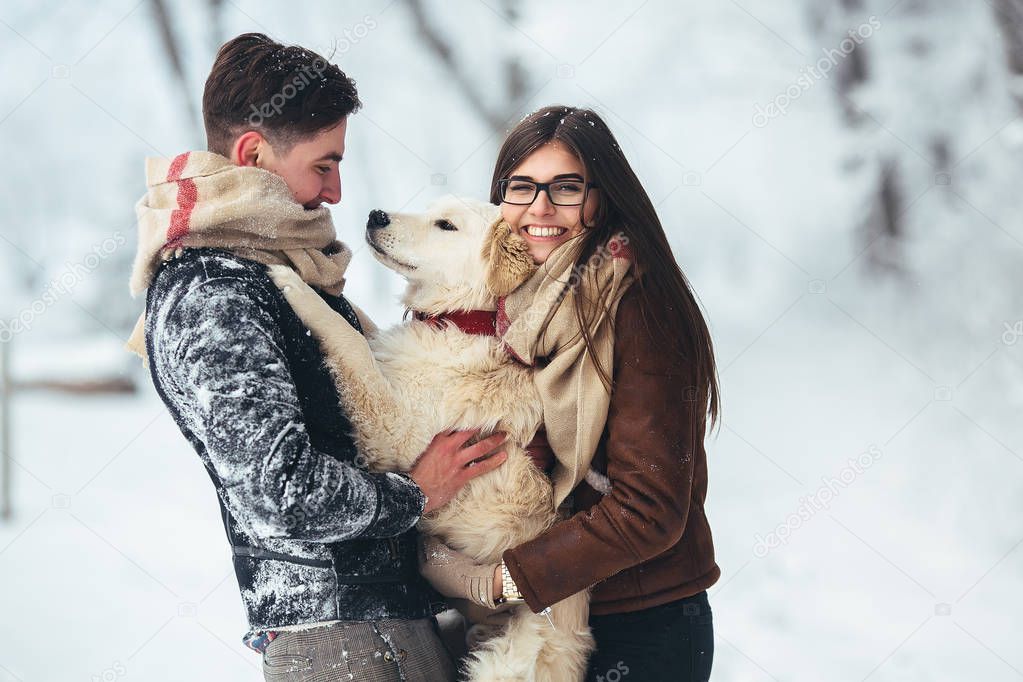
xmin=412 ymin=309 xmax=498 ymax=336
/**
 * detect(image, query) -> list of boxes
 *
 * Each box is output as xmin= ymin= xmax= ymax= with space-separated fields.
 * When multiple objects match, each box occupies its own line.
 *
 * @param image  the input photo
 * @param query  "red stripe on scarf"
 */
xmin=164 ymin=152 xmax=196 ymax=247
xmin=166 ymin=152 xmax=189 ymax=181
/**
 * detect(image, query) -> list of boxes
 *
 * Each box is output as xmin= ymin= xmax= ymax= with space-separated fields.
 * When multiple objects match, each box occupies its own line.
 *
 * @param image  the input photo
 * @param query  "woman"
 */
xmin=423 ymin=104 xmax=721 ymax=682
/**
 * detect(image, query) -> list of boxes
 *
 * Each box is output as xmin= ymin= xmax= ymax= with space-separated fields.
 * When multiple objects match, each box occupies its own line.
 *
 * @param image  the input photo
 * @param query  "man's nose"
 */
xmin=320 ymin=169 xmax=342 ymax=204
xmin=367 ymin=209 xmax=390 ymax=230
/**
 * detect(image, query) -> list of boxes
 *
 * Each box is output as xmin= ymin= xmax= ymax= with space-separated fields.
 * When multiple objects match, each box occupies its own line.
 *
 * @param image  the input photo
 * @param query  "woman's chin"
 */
xmin=528 ymin=244 xmax=554 ymax=264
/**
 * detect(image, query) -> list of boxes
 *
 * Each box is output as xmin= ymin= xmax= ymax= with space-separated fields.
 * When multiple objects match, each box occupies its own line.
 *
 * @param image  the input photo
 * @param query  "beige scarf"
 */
xmin=126 ymin=151 xmax=353 ymax=359
xmin=497 ymin=233 xmax=635 ymax=508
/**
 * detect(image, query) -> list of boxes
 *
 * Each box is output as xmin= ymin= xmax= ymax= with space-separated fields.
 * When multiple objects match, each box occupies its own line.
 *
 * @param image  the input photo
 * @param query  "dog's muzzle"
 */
xmin=367 ymin=209 xmax=390 ymax=230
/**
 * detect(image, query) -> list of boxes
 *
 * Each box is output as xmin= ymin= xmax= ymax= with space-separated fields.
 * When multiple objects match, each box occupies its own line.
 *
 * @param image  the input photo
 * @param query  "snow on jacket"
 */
xmin=144 ymin=248 xmax=439 ymax=638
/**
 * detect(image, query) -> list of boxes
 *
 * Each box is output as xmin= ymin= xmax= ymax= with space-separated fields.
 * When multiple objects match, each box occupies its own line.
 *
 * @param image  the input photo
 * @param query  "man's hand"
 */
xmin=409 ymin=429 xmax=508 ymax=514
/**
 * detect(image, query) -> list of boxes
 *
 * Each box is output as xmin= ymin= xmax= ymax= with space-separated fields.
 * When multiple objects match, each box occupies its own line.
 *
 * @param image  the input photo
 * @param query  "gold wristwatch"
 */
xmin=495 ymin=562 xmax=526 ymax=605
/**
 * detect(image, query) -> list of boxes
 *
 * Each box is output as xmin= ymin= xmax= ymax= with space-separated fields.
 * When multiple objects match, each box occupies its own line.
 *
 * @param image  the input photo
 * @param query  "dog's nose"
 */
xmin=367 ymin=209 xmax=390 ymax=230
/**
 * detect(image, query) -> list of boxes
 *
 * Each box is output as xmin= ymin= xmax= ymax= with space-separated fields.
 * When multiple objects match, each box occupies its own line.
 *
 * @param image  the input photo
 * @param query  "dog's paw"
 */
xmin=267 ymin=264 xmax=320 ymax=308
xmin=267 ymin=264 xmax=305 ymax=293
xmin=266 ymin=264 xmax=358 ymax=341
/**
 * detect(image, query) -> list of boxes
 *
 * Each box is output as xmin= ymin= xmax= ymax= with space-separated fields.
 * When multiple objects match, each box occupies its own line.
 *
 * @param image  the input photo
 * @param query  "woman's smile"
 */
xmin=522 ymin=223 xmax=570 ymax=240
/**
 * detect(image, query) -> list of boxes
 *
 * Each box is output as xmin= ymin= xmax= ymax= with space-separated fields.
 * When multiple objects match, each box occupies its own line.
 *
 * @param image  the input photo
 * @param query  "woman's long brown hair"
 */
xmin=490 ymin=105 xmax=720 ymax=433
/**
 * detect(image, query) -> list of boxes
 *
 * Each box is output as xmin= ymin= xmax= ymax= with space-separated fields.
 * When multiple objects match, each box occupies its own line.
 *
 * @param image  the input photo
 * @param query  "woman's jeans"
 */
xmin=585 ymin=591 xmax=714 ymax=682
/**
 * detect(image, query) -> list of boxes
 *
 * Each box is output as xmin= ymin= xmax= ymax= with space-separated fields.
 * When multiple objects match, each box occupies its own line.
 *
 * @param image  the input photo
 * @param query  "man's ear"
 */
xmin=231 ymin=130 xmax=267 ymax=167
xmin=482 ymin=218 xmax=537 ymax=296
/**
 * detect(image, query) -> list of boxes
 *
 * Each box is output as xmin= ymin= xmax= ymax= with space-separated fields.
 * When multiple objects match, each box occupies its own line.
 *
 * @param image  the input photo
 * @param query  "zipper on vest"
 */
xmin=387 ymin=537 xmax=399 ymax=562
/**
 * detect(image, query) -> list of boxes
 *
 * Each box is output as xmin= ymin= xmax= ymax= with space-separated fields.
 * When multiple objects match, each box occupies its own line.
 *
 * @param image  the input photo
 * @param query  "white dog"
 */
xmin=269 ymin=196 xmax=593 ymax=681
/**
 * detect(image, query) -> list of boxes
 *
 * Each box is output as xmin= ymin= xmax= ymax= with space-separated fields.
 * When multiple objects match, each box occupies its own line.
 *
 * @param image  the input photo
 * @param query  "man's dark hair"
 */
xmin=202 ymin=32 xmax=361 ymax=156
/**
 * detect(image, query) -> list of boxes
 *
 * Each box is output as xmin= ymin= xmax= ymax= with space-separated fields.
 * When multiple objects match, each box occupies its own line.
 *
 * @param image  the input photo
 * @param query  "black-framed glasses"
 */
xmin=497 ymin=178 xmax=598 ymax=206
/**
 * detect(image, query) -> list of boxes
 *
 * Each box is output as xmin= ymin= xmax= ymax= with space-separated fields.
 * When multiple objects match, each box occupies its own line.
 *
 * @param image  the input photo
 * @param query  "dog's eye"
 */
xmin=434 ymin=219 xmax=458 ymax=231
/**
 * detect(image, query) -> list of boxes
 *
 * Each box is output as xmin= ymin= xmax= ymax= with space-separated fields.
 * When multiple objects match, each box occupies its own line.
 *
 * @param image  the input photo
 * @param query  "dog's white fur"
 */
xmin=269 ymin=196 xmax=592 ymax=681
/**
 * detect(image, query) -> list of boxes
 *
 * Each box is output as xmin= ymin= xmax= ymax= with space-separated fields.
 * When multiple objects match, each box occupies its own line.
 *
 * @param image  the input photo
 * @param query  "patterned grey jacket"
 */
xmin=144 ymin=249 xmax=438 ymax=640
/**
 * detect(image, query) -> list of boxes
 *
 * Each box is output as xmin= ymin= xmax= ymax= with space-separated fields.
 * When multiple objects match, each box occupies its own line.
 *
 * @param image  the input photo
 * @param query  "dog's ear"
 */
xmin=482 ymin=218 xmax=537 ymax=297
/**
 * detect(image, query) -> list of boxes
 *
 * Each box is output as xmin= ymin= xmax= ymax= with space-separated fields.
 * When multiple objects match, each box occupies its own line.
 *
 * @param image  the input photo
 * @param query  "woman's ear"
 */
xmin=482 ymin=218 xmax=537 ymax=297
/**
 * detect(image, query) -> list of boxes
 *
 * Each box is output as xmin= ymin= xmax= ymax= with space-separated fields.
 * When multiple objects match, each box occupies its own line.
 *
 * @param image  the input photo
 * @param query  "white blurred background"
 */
xmin=1 ymin=0 xmax=1021 ymax=680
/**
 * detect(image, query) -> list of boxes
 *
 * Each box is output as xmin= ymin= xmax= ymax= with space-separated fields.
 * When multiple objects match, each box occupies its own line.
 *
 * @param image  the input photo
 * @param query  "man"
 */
xmin=128 ymin=33 xmax=506 ymax=680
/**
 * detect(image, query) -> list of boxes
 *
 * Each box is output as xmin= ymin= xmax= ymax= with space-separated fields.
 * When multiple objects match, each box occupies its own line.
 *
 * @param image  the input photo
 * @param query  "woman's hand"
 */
xmin=418 ymin=534 xmax=505 ymax=607
xmin=525 ymin=427 xmax=555 ymax=472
